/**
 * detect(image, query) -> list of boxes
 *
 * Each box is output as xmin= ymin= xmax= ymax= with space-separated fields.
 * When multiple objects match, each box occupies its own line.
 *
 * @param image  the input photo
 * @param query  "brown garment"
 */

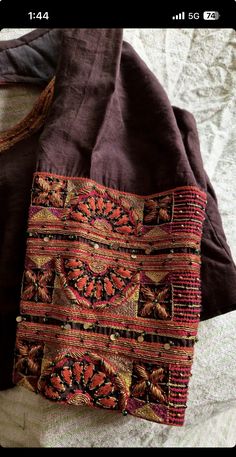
xmin=0 ymin=29 xmax=235 ymax=393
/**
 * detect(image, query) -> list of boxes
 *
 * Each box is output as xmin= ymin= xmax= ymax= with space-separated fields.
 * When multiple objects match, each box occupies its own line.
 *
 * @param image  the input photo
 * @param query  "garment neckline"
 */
xmin=0 ymin=29 xmax=57 ymax=153
xmin=0 ymin=78 xmax=55 ymax=153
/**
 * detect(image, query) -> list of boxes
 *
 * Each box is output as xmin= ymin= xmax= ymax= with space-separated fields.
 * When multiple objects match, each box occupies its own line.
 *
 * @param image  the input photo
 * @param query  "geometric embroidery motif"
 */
xmin=138 ymin=284 xmax=172 ymax=320
xmin=13 ymin=339 xmax=44 ymax=392
xmin=22 ymin=269 xmax=55 ymax=303
xmin=66 ymin=193 xmax=139 ymax=236
xmin=62 ymin=257 xmax=138 ymax=309
xmin=32 ymin=175 xmax=67 ymax=208
xmin=38 ymin=351 xmax=128 ymax=411
xmin=130 ymin=362 xmax=169 ymax=404
xmin=144 ymin=195 xmax=173 ymax=225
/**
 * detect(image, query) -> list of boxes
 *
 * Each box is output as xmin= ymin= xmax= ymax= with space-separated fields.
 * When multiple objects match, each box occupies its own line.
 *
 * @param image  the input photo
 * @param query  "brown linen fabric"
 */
xmin=0 ymin=29 xmax=235 ymax=391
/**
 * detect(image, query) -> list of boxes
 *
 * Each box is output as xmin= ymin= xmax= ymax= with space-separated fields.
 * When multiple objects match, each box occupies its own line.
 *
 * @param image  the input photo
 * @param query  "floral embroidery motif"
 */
xmin=138 ymin=285 xmax=172 ymax=320
xmin=32 ymin=176 xmax=66 ymax=208
xmin=144 ymin=195 xmax=172 ymax=225
xmin=22 ymin=269 xmax=55 ymax=303
xmin=39 ymin=352 xmax=128 ymax=410
xmin=131 ymin=363 xmax=168 ymax=404
xmin=62 ymin=257 xmax=137 ymax=308
xmin=66 ymin=190 xmax=142 ymax=235
xmin=14 ymin=341 xmax=44 ymax=377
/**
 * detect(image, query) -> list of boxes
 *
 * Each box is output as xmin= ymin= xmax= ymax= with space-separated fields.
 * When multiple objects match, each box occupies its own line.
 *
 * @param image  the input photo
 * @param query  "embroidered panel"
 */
xmin=13 ymin=172 xmax=207 ymax=426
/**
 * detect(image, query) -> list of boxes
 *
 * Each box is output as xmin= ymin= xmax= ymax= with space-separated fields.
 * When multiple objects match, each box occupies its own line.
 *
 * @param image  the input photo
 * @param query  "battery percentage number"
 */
xmin=203 ymin=11 xmax=220 ymax=20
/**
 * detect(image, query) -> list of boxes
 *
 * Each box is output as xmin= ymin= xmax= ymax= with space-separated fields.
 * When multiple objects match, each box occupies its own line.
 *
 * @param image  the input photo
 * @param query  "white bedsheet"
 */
xmin=0 ymin=28 xmax=235 ymax=448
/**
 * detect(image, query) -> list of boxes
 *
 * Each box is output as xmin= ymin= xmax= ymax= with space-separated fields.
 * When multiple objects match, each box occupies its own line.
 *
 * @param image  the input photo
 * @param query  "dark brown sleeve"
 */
xmin=173 ymin=106 xmax=236 ymax=320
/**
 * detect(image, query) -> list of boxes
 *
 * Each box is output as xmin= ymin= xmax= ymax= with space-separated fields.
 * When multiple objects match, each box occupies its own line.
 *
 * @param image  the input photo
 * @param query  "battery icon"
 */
xmin=203 ymin=11 xmax=220 ymax=20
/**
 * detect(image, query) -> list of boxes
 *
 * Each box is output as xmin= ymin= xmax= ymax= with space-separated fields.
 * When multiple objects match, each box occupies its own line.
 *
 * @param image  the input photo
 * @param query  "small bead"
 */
xmin=122 ymin=410 xmax=128 ymax=416
xmin=146 ymin=380 xmax=151 ymax=387
xmin=179 ymin=276 xmax=183 ymax=279
xmin=16 ymin=316 xmax=22 ymax=323
xmin=164 ymin=343 xmax=171 ymax=350
xmin=64 ymin=323 xmax=71 ymax=330
xmin=131 ymin=254 xmax=137 ymax=259
xmin=178 ymin=293 xmax=182 ymax=297
xmin=43 ymin=236 xmax=50 ymax=242
xmin=181 ymin=224 xmax=184 ymax=228
xmin=179 ymin=210 xmax=183 ymax=213
xmin=83 ymin=323 xmax=93 ymax=330
xmin=170 ymin=249 xmax=174 ymax=253
xmin=137 ymin=335 xmax=144 ymax=343
xmin=179 ymin=194 xmax=183 ymax=198
xmin=110 ymin=333 xmax=119 ymax=341
xmin=93 ymin=243 xmax=99 ymax=250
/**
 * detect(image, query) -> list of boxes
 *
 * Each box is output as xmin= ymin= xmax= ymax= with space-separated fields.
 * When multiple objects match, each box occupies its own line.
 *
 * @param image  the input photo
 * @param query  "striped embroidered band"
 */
xmin=13 ymin=172 xmax=207 ymax=426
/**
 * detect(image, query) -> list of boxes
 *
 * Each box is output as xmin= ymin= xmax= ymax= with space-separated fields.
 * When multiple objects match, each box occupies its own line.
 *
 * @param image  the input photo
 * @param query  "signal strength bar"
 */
xmin=172 ymin=12 xmax=185 ymax=20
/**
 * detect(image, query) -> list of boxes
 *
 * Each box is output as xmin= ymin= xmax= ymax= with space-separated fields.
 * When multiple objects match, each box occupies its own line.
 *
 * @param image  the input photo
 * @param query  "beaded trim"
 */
xmin=13 ymin=172 xmax=207 ymax=426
